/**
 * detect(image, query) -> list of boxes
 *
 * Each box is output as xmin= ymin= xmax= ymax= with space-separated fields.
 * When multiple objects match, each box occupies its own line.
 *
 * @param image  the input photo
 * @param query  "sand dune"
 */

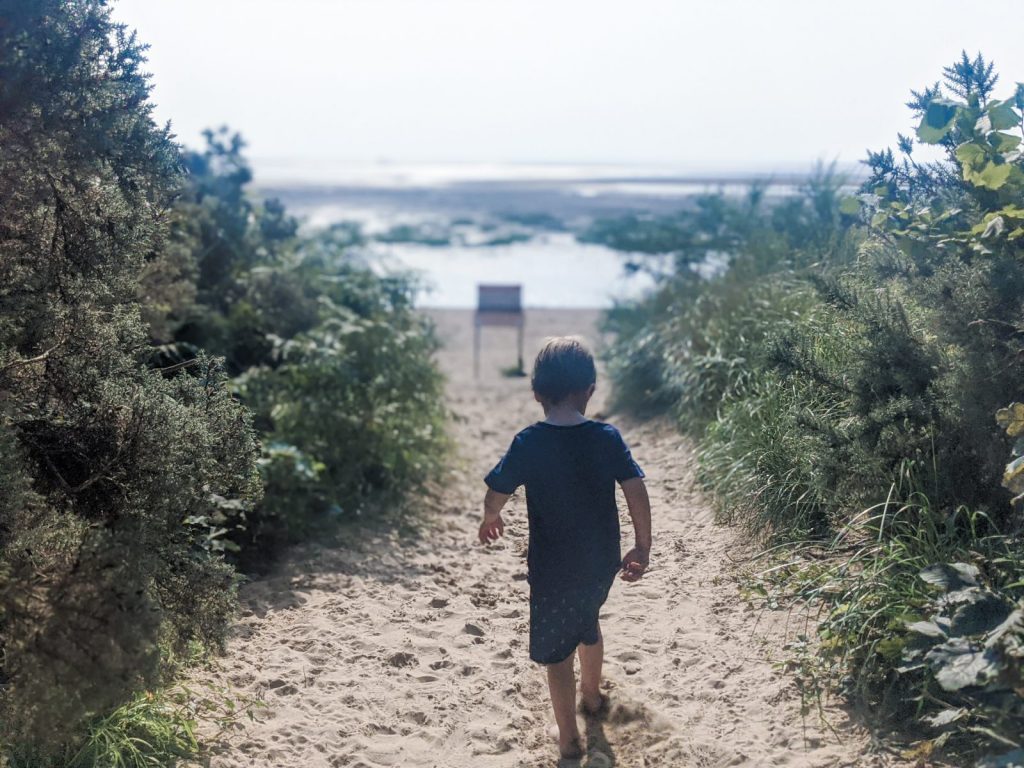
xmin=192 ymin=309 xmax=903 ymax=768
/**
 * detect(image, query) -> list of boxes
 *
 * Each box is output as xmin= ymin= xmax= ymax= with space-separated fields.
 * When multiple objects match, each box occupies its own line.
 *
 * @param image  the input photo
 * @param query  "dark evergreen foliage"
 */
xmin=0 ymin=0 xmax=260 ymax=750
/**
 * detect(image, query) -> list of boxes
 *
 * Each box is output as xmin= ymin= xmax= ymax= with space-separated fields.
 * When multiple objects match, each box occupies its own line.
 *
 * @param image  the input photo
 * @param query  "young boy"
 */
xmin=478 ymin=336 xmax=652 ymax=760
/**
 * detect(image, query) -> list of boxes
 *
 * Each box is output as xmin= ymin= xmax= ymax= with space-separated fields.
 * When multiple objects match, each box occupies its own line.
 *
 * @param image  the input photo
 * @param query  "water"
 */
xmin=368 ymin=233 xmax=654 ymax=308
xmin=259 ymin=164 xmax=840 ymax=308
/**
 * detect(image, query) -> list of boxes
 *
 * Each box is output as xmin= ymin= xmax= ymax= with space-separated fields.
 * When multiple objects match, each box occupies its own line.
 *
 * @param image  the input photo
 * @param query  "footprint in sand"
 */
xmin=189 ymin=310 xmax=906 ymax=768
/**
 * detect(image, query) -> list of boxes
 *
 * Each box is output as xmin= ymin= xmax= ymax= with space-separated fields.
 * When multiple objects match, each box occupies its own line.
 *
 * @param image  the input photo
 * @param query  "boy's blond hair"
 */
xmin=531 ymin=336 xmax=596 ymax=405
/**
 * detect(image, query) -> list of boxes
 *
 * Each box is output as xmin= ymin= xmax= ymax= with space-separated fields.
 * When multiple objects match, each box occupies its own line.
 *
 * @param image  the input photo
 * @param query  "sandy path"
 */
xmin=196 ymin=309 xmax=897 ymax=768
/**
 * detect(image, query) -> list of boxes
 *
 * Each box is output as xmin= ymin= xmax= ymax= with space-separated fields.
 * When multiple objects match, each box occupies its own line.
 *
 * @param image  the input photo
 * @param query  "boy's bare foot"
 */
xmin=559 ymin=734 xmax=585 ymax=759
xmin=579 ymin=690 xmax=610 ymax=718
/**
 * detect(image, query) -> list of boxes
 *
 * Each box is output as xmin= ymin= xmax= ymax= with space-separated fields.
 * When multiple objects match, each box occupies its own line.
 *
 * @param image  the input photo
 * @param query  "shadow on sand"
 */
xmin=554 ymin=711 xmax=618 ymax=768
xmin=237 ymin=499 xmax=447 ymax=620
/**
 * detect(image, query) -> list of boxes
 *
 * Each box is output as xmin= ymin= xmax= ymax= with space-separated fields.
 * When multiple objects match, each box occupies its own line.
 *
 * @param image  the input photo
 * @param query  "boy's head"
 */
xmin=531 ymin=336 xmax=597 ymax=410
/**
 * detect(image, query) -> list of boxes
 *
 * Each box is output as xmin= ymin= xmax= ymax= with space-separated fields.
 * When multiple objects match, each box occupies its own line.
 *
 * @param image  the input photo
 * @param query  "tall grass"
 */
xmin=4 ymin=684 xmax=264 ymax=768
xmin=6 ymin=692 xmax=197 ymax=768
xmin=697 ymin=375 xmax=838 ymax=540
xmin=598 ymin=56 xmax=1024 ymax=761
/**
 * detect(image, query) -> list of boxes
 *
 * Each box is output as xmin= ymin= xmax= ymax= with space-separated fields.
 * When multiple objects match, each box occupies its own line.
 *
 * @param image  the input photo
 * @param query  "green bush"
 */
xmin=2 ymin=0 xmax=449 ymax=759
xmin=601 ymin=52 xmax=1024 ymax=761
xmin=232 ymin=266 xmax=449 ymax=564
xmin=148 ymin=132 xmax=450 ymax=566
xmin=0 ymin=0 xmax=261 ymax=754
xmin=599 ymin=167 xmax=859 ymax=432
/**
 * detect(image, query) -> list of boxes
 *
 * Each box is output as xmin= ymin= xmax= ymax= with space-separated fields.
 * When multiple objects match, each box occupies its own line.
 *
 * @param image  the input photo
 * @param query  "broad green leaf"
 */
xmin=921 ymin=708 xmax=966 ymax=728
xmin=990 ymin=131 xmax=1022 ymax=153
xmin=958 ymin=141 xmax=1014 ymax=190
xmin=924 ymin=639 xmax=1000 ymax=691
xmin=971 ymin=217 xmax=991 ymax=235
xmin=949 ymin=592 xmax=1012 ymax=637
xmin=905 ymin=619 xmax=946 ymax=638
xmin=956 ymin=142 xmax=988 ymax=172
xmin=876 ymin=636 xmax=906 ymax=660
xmin=838 ymin=196 xmax=861 ymax=216
xmin=995 ymin=402 xmax=1024 ymax=436
xmin=920 ymin=563 xmax=980 ymax=590
xmin=981 ymin=216 xmax=1005 ymax=239
xmin=988 ymin=99 xmax=1021 ymax=131
xmin=976 ymin=161 xmax=1013 ymax=190
xmin=955 ymin=104 xmax=981 ymax=137
xmin=917 ymin=100 xmax=958 ymax=143
xmin=999 ymin=205 xmax=1024 ymax=220
xmin=1003 ymin=455 xmax=1024 ymax=494
xmin=917 ymin=119 xmax=951 ymax=144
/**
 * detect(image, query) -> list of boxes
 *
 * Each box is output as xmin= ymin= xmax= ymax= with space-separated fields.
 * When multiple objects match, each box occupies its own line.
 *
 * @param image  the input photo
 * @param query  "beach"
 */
xmin=193 ymin=309 xmax=900 ymax=768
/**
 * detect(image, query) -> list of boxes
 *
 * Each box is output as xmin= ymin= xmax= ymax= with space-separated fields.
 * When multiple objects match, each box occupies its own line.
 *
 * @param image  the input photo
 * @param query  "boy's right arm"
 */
xmin=479 ymin=488 xmax=510 ymax=544
xmin=619 ymin=477 xmax=651 ymax=581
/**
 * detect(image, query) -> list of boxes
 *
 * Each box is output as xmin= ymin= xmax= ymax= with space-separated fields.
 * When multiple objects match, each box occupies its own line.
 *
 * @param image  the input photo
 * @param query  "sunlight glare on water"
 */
xmin=367 ymin=233 xmax=654 ymax=308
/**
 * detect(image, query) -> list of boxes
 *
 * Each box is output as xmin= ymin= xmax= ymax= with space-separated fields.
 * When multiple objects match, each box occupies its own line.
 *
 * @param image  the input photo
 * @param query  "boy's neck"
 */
xmin=542 ymin=402 xmax=589 ymax=426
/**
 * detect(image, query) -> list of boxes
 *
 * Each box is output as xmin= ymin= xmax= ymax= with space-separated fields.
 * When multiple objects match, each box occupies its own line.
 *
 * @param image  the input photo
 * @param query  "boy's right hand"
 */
xmin=478 ymin=513 xmax=505 ymax=544
xmin=620 ymin=546 xmax=649 ymax=581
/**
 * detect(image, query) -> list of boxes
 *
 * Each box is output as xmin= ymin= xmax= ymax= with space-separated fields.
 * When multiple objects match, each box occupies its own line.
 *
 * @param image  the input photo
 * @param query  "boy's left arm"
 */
xmin=479 ymin=488 xmax=511 ymax=544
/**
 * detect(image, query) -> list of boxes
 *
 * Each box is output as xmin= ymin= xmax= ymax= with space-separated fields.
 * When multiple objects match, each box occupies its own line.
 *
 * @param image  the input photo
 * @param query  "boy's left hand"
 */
xmin=478 ymin=513 xmax=505 ymax=544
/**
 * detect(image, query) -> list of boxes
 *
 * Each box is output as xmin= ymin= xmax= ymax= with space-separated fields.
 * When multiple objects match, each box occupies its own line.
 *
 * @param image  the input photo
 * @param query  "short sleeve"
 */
xmin=484 ymin=434 xmax=529 ymax=494
xmin=607 ymin=426 xmax=645 ymax=482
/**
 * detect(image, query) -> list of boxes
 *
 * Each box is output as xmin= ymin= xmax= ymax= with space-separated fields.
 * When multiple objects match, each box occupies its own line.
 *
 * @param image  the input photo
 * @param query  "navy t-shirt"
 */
xmin=484 ymin=420 xmax=645 ymax=593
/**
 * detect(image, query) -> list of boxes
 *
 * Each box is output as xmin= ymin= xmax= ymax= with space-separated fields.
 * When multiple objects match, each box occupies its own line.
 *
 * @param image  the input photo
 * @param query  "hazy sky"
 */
xmin=115 ymin=0 xmax=1024 ymax=176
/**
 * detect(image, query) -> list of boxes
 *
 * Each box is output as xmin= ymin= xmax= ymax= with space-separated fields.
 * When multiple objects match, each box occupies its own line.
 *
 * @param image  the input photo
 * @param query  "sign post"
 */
xmin=474 ymin=284 xmax=524 ymax=378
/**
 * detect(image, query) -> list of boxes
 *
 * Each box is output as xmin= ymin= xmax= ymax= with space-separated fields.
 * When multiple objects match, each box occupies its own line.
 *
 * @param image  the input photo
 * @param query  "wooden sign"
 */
xmin=474 ymin=284 xmax=524 ymax=377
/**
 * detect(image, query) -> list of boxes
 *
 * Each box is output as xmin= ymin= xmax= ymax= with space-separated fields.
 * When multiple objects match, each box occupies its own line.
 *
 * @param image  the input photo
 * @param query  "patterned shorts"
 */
xmin=529 ymin=578 xmax=615 ymax=665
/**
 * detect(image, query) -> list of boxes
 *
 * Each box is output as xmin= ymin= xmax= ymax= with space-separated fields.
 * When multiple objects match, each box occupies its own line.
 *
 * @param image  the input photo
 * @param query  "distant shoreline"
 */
xmin=246 ymin=159 xmax=865 ymax=191
xmin=253 ymin=171 xmax=866 ymax=193
xmin=254 ymin=170 xmax=863 ymax=224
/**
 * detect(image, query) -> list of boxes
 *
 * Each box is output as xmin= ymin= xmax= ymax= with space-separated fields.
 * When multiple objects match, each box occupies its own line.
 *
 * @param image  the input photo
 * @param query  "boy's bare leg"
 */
xmin=545 ymin=652 xmax=582 ymax=755
xmin=578 ymin=622 xmax=604 ymax=711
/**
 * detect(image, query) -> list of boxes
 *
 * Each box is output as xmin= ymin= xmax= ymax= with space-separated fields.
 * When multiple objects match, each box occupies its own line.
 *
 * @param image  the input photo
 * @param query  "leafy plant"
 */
xmin=231 ymin=266 xmax=449 ymax=564
xmin=146 ymin=129 xmax=451 ymax=568
xmin=600 ymin=51 xmax=1024 ymax=762
xmin=897 ymin=560 xmax=1023 ymax=757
